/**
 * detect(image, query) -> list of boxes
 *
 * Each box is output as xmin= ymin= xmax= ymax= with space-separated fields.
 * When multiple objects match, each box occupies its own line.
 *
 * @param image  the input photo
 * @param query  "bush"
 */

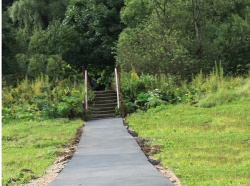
xmin=197 ymin=77 xmax=250 ymax=108
xmin=2 ymin=74 xmax=85 ymax=123
xmin=120 ymin=66 xmax=250 ymax=114
xmin=120 ymin=70 xmax=189 ymax=113
xmin=134 ymin=90 xmax=166 ymax=111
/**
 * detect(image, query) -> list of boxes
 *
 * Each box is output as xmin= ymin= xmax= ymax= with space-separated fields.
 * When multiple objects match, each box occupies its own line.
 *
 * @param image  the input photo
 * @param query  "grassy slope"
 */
xmin=126 ymin=98 xmax=250 ymax=185
xmin=2 ymin=119 xmax=83 ymax=186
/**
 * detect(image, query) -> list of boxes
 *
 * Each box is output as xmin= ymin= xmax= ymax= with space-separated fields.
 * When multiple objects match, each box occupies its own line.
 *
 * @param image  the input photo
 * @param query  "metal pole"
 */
xmin=115 ymin=68 xmax=120 ymax=109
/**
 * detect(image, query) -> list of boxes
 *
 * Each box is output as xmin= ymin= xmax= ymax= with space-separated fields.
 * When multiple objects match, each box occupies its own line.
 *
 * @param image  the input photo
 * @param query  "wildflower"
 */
xmin=131 ymin=72 xmax=139 ymax=80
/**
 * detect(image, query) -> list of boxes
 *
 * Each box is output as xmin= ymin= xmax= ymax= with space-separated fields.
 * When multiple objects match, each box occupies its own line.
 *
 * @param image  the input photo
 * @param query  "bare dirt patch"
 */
xmin=21 ymin=127 xmax=83 ymax=186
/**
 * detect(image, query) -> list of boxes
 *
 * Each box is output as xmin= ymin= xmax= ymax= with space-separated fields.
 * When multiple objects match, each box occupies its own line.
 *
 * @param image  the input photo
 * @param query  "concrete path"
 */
xmin=50 ymin=118 xmax=173 ymax=186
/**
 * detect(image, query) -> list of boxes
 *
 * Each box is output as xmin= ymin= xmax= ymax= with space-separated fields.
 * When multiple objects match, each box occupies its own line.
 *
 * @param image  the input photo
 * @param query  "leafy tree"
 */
xmin=7 ymin=0 xmax=124 ymax=81
xmin=63 ymin=0 xmax=125 ymax=68
xmin=28 ymin=20 xmax=80 ymax=58
xmin=4 ymin=0 xmax=70 ymax=77
xmin=2 ymin=11 xmax=19 ymax=75
xmin=117 ymin=0 xmax=195 ymax=78
xmin=116 ymin=0 xmax=250 ymax=78
xmin=2 ymin=0 xmax=15 ymax=10
xmin=8 ymin=0 xmax=69 ymax=34
xmin=16 ymin=53 xmax=28 ymax=74
xmin=120 ymin=0 xmax=153 ymax=28
xmin=27 ymin=54 xmax=47 ymax=77
xmin=46 ymin=55 xmax=66 ymax=79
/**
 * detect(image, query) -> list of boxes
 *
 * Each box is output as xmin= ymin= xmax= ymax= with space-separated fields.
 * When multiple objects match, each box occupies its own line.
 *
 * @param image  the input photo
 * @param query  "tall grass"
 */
xmin=191 ymin=65 xmax=250 ymax=107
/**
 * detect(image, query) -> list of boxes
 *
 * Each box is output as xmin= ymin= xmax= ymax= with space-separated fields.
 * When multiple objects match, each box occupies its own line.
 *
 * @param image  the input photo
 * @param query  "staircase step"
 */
xmin=91 ymin=106 xmax=116 ymax=111
xmin=89 ymin=102 xmax=117 ymax=107
xmin=91 ymin=99 xmax=117 ymax=104
xmin=93 ymin=90 xmax=116 ymax=95
xmin=91 ymin=110 xmax=116 ymax=114
xmin=94 ymin=91 xmax=116 ymax=95
xmin=93 ymin=95 xmax=117 ymax=101
xmin=90 ymin=107 xmax=116 ymax=112
xmin=86 ymin=90 xmax=119 ymax=119
xmin=91 ymin=113 xmax=116 ymax=119
xmin=94 ymin=93 xmax=117 ymax=97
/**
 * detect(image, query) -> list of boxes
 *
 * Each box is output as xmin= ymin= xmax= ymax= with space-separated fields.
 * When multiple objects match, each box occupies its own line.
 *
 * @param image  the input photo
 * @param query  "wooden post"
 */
xmin=115 ymin=65 xmax=125 ymax=118
xmin=115 ymin=68 xmax=120 ymax=109
xmin=82 ymin=66 xmax=85 ymax=80
xmin=85 ymin=70 xmax=88 ymax=111
xmin=82 ymin=66 xmax=87 ymax=120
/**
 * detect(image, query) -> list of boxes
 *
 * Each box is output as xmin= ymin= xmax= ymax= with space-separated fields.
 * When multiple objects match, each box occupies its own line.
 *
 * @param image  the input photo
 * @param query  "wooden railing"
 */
xmin=115 ymin=65 xmax=124 ymax=117
xmin=82 ymin=66 xmax=88 ymax=120
xmin=82 ymin=65 xmax=124 ymax=119
xmin=84 ymin=69 xmax=88 ymax=111
xmin=114 ymin=67 xmax=120 ymax=109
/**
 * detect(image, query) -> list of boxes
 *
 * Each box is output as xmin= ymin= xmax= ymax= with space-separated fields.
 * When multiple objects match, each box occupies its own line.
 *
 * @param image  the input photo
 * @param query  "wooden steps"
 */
xmin=88 ymin=90 xmax=118 ymax=119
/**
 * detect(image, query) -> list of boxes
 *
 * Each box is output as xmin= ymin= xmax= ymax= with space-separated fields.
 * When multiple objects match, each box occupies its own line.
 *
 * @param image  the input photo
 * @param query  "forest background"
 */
xmin=3 ymin=0 xmax=250 ymax=79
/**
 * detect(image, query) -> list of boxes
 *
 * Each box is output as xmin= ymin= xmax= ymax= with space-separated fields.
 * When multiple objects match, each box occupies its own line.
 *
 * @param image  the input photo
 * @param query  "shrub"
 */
xmin=120 ymin=70 xmax=186 ymax=113
xmin=27 ymin=54 xmax=47 ymax=77
xmin=2 ymin=74 xmax=85 ymax=123
xmin=120 ymin=65 xmax=250 ymax=114
xmin=197 ymin=76 xmax=250 ymax=108
xmin=134 ymin=89 xmax=166 ymax=111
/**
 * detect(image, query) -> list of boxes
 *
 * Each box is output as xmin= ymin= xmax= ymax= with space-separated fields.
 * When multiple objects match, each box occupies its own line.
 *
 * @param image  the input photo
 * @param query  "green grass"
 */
xmin=126 ymin=98 xmax=250 ymax=185
xmin=2 ymin=119 xmax=83 ymax=186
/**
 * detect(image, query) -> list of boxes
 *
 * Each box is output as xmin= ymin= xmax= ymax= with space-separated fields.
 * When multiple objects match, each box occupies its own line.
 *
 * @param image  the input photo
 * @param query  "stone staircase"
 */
xmin=88 ymin=90 xmax=118 ymax=119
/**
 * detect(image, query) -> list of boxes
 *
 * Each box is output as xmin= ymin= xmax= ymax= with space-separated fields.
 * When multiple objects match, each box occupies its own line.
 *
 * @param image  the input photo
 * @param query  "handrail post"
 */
xmin=115 ymin=68 xmax=120 ymax=109
xmin=85 ymin=70 xmax=88 ymax=111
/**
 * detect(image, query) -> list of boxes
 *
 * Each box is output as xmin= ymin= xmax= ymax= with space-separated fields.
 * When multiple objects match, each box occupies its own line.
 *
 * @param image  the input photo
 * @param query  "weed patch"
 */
xmin=120 ymin=67 xmax=250 ymax=115
xmin=2 ymin=74 xmax=86 ymax=122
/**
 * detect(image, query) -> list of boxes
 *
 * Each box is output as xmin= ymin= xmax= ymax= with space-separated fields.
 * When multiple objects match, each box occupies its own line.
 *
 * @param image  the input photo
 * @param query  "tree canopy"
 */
xmin=3 ymin=0 xmax=124 ymax=77
xmin=3 ymin=0 xmax=250 ymax=79
xmin=116 ymin=0 xmax=250 ymax=78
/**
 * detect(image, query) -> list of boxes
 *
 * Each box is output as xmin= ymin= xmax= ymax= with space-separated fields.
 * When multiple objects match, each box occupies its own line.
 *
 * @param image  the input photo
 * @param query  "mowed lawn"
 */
xmin=2 ymin=119 xmax=83 ymax=186
xmin=126 ymin=98 xmax=250 ymax=185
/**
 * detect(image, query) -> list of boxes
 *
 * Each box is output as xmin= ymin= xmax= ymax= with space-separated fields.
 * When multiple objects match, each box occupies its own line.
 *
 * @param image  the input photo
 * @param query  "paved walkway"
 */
xmin=49 ymin=118 xmax=173 ymax=186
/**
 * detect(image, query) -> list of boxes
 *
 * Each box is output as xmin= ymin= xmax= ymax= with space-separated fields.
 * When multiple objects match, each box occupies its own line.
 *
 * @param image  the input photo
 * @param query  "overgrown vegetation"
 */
xmin=120 ymin=64 xmax=250 ymax=114
xmin=2 ymin=74 xmax=85 ymax=123
xmin=2 ymin=72 xmax=87 ymax=185
xmin=125 ymin=72 xmax=250 ymax=185
xmin=2 ymin=119 xmax=83 ymax=186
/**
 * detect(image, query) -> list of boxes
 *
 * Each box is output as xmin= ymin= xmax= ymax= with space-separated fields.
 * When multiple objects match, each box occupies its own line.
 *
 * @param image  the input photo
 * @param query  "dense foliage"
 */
xmin=2 ymin=0 xmax=250 ymax=119
xmin=2 ymin=75 xmax=85 ymax=123
xmin=120 ymin=65 xmax=250 ymax=115
xmin=116 ymin=0 xmax=250 ymax=78
xmin=3 ymin=0 xmax=250 ymax=78
xmin=3 ymin=0 xmax=124 ymax=77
